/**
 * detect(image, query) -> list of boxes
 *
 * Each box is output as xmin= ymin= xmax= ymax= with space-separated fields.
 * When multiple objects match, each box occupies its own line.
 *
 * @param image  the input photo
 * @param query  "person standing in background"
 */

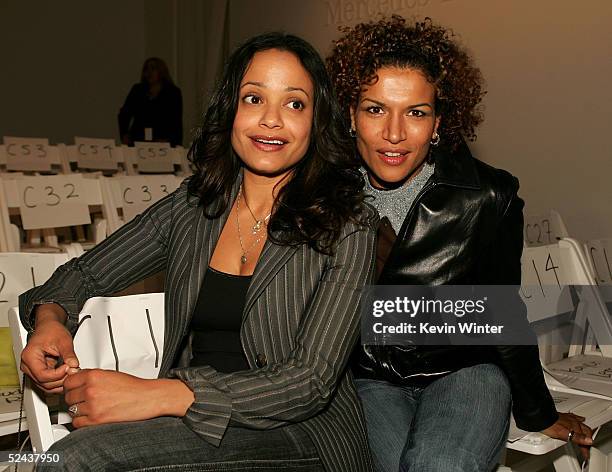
xmin=118 ymin=57 xmax=183 ymax=146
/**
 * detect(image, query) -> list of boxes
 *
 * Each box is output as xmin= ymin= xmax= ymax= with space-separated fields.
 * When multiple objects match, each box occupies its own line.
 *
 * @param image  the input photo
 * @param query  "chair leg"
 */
xmin=588 ymin=447 xmax=608 ymax=472
xmin=552 ymin=443 xmax=581 ymax=472
xmin=498 ymin=447 xmax=508 ymax=466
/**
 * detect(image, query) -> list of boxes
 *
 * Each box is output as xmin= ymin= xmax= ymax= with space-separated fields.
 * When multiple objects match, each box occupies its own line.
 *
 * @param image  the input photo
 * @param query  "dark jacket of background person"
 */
xmin=353 ymin=140 xmax=559 ymax=432
xmin=118 ymin=81 xmax=183 ymax=146
xmin=19 ymin=178 xmax=377 ymax=472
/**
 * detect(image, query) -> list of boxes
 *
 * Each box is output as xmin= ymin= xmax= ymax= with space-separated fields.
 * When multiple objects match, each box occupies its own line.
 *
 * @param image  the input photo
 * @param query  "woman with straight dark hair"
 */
xmin=118 ymin=57 xmax=183 ymax=146
xmin=20 ymin=32 xmax=376 ymax=472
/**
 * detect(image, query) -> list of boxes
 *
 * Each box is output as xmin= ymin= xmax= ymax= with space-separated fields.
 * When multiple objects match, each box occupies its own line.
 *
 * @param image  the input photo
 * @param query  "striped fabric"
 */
xmin=19 ymin=176 xmax=377 ymax=472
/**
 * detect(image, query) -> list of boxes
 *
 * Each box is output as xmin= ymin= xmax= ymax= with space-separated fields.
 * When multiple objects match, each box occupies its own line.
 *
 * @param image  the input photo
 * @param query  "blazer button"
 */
xmin=255 ymin=353 xmax=267 ymax=368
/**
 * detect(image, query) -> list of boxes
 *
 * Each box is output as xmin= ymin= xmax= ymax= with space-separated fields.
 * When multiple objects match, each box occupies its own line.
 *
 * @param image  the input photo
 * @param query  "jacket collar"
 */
xmin=430 ymin=139 xmax=481 ymax=190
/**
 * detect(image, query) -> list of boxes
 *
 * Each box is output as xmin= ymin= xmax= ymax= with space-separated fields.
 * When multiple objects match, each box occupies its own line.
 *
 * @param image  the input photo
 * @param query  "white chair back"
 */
xmin=8 ymin=292 xmax=164 ymax=452
xmin=103 ymin=174 xmax=183 ymax=234
xmin=586 ymin=238 xmax=612 ymax=286
xmin=521 ymin=238 xmax=612 ymax=362
xmin=0 ymin=253 xmax=71 ymax=446
xmin=0 ymin=174 xmax=110 ymax=252
xmin=0 ymin=253 xmax=70 ymax=327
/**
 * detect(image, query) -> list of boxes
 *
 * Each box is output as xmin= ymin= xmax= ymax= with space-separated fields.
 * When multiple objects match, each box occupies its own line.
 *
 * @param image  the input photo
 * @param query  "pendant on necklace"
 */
xmin=241 ymin=255 xmax=247 ymax=264
xmin=252 ymin=220 xmax=263 ymax=234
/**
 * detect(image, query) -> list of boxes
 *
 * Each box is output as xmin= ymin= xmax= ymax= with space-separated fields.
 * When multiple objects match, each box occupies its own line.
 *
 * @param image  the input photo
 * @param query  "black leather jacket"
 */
xmin=354 ymin=140 xmax=559 ymax=432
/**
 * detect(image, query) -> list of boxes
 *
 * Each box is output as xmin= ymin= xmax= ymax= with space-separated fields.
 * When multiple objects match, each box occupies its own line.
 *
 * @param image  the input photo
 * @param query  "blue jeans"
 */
xmin=37 ymin=417 xmax=323 ymax=471
xmin=355 ymin=363 xmax=511 ymax=472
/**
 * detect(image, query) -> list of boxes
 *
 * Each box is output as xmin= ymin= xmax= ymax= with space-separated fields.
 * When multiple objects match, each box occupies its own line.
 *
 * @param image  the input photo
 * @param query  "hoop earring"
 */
xmin=349 ymin=128 xmax=357 ymax=138
xmin=430 ymin=132 xmax=440 ymax=146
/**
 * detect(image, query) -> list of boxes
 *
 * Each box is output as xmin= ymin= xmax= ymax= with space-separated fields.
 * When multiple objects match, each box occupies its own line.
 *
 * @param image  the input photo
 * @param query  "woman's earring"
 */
xmin=349 ymin=128 xmax=357 ymax=138
xmin=430 ymin=132 xmax=441 ymax=146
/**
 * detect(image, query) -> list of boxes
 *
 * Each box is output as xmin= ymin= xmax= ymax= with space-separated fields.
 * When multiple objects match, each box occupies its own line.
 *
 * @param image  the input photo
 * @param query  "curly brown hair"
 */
xmin=326 ymin=16 xmax=485 ymax=147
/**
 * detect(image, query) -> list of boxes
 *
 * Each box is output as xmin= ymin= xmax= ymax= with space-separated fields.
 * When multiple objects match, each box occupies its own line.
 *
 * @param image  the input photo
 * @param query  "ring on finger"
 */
xmin=68 ymin=404 xmax=80 ymax=417
xmin=568 ymin=430 xmax=575 ymax=442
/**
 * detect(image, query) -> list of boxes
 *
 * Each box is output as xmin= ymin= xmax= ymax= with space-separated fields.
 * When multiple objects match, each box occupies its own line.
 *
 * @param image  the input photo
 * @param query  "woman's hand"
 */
xmin=541 ymin=412 xmax=593 ymax=459
xmin=64 ymin=369 xmax=194 ymax=428
xmin=21 ymin=318 xmax=80 ymax=394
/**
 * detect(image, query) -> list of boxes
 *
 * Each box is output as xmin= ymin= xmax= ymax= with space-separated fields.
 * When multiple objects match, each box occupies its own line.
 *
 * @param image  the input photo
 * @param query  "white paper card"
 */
xmin=73 ymin=293 xmax=165 ymax=379
xmin=0 ymin=253 xmax=68 ymax=326
xmin=17 ymin=175 xmax=92 ymax=230
xmin=520 ymin=244 xmax=574 ymax=323
xmin=587 ymin=239 xmax=612 ymax=285
xmin=134 ymin=142 xmax=174 ymax=173
xmin=4 ymin=136 xmax=52 ymax=172
xmin=118 ymin=175 xmax=181 ymax=223
xmin=74 ymin=137 xmax=118 ymax=170
xmin=524 ymin=212 xmax=568 ymax=247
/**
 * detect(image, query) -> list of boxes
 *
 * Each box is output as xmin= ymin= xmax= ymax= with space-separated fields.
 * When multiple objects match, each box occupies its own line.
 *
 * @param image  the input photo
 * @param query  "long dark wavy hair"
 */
xmin=187 ymin=32 xmax=366 ymax=254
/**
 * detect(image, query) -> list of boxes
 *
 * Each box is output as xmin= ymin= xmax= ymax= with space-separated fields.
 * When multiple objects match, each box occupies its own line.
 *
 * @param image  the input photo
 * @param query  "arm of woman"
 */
xmin=488 ymin=184 xmax=593 ymax=455
xmin=488 ymin=192 xmax=559 ymax=431
xmin=167 ymin=217 xmax=377 ymax=446
xmin=18 ymin=180 xmax=182 ymax=390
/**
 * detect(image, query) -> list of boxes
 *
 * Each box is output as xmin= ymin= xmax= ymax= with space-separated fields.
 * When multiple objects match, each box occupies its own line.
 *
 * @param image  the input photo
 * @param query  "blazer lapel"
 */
xmin=185 ymin=177 xmax=241 ymax=326
xmin=182 ymin=172 xmax=299 ymax=326
xmin=243 ymin=237 xmax=298 ymax=321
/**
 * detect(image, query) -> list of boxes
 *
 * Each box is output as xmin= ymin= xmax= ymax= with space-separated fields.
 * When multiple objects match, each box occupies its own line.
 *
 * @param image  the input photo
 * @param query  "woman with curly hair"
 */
xmin=327 ymin=16 xmax=593 ymax=471
xmin=18 ymin=32 xmax=376 ymax=472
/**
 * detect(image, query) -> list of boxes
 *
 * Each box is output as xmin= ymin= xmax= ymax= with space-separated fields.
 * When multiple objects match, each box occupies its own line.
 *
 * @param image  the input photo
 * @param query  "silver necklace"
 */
xmin=240 ymin=185 xmax=272 ymax=235
xmin=236 ymin=185 xmax=269 ymax=264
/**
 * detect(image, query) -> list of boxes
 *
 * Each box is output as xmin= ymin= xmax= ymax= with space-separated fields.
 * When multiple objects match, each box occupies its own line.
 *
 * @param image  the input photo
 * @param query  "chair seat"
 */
xmin=507 ymin=392 xmax=612 ymax=455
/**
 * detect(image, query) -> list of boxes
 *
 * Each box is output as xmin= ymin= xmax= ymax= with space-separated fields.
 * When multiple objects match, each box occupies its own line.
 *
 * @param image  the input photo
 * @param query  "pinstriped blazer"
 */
xmin=19 ymin=176 xmax=377 ymax=472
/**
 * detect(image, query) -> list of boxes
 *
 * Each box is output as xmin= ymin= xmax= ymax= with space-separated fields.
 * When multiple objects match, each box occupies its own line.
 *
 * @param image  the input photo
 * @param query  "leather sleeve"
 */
xmin=489 ymin=189 xmax=559 ymax=431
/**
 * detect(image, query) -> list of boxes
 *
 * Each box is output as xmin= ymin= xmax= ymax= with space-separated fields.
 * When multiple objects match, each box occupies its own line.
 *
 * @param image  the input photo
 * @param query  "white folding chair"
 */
xmin=0 ymin=174 xmax=109 ymax=252
xmin=585 ymin=239 xmax=612 ymax=287
xmin=106 ymin=174 xmax=184 ymax=233
xmin=65 ymin=138 xmax=124 ymax=175
xmin=8 ymin=292 xmax=164 ymax=452
xmin=0 ymin=253 xmax=71 ymax=441
xmin=119 ymin=144 xmax=190 ymax=176
xmin=585 ymin=239 xmax=612 ymax=324
xmin=0 ymin=138 xmax=66 ymax=175
xmin=502 ymin=238 xmax=612 ymax=471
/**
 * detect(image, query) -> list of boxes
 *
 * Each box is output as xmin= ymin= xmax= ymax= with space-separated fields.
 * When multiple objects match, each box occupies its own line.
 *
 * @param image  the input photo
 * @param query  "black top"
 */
xmin=118 ymin=82 xmax=183 ymax=146
xmin=189 ymin=267 xmax=251 ymax=372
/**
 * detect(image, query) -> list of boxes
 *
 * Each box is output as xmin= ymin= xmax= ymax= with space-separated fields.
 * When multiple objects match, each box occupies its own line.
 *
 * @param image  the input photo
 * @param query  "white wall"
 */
xmin=1 ymin=1 xmax=610 ymax=240
xmin=0 ymin=1 xmax=146 ymax=144
xmin=227 ymin=0 xmax=612 ymax=240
